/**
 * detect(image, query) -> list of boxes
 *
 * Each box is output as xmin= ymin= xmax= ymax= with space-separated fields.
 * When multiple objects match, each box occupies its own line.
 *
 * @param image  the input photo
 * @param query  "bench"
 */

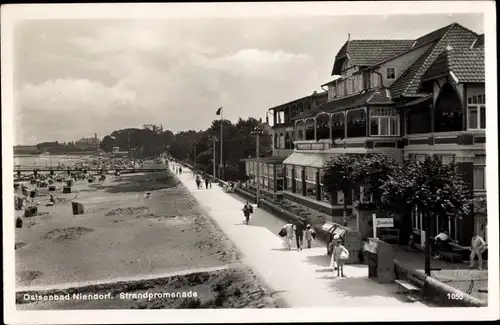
xmin=395 ymin=278 xmax=423 ymax=302
xmin=438 ymin=250 xmax=463 ymax=263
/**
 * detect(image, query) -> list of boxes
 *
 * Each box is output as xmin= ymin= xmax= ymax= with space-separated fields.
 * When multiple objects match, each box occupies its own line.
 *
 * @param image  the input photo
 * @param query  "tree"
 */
xmin=380 ymin=155 xmax=473 ymax=275
xmin=322 ymin=154 xmax=359 ymax=223
xmin=351 ymin=153 xmax=399 ymax=208
xmin=100 ymin=135 xmax=116 ymax=152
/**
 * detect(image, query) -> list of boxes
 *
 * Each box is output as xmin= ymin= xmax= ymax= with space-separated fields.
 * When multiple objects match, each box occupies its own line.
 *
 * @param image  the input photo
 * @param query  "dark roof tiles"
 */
xmin=332 ymin=40 xmax=414 ymax=75
xmin=423 ymin=48 xmax=485 ymax=83
xmin=390 ymin=23 xmax=479 ymax=97
xmin=474 ymin=34 xmax=484 ymax=48
xmin=413 ymin=24 xmax=453 ymax=48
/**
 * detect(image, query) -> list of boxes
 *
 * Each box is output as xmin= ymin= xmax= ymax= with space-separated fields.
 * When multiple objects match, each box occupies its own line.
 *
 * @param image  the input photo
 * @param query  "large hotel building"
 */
xmin=243 ymin=23 xmax=486 ymax=247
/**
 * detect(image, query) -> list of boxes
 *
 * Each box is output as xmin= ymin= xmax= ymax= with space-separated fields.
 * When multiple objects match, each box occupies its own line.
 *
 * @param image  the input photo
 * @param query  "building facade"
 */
xmin=246 ymin=23 xmax=486 ymax=246
xmin=75 ymin=133 xmax=101 ymax=151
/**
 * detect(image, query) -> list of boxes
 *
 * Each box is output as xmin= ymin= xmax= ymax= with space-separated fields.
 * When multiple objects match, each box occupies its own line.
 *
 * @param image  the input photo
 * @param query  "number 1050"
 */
xmin=447 ymin=292 xmax=464 ymax=300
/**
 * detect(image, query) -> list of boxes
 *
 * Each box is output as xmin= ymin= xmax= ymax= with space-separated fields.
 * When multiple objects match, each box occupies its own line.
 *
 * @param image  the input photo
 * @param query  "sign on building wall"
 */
xmin=296 ymin=143 xmax=325 ymax=150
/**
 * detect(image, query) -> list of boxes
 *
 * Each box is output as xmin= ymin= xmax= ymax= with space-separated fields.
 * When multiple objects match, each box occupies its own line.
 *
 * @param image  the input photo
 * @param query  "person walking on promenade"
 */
xmin=304 ymin=224 xmax=316 ymax=249
xmin=331 ymin=239 xmax=349 ymax=277
xmin=243 ymin=201 xmax=253 ymax=225
xmin=283 ymin=223 xmax=294 ymax=250
xmin=292 ymin=218 xmax=306 ymax=251
xmin=204 ymin=176 xmax=210 ymax=189
xmin=195 ymin=175 xmax=201 ymax=189
xmin=470 ymin=232 xmax=486 ymax=269
xmin=179 ymin=166 xmax=182 ymax=174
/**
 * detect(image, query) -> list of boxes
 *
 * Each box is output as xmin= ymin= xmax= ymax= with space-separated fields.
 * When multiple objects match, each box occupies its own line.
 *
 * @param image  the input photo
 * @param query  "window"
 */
xmin=473 ymin=155 xmax=486 ymax=190
xmin=467 ymin=94 xmax=486 ymax=130
xmin=438 ymin=155 xmax=455 ymax=165
xmin=306 ymin=182 xmax=316 ymax=199
xmin=286 ymin=165 xmax=293 ymax=191
xmin=305 ymin=167 xmax=317 ymax=183
xmin=412 ymin=206 xmax=423 ymax=231
xmin=305 ymin=120 xmax=315 ymax=140
xmin=316 ymin=114 xmax=330 ymax=140
xmin=409 ymin=154 xmax=427 ymax=162
xmin=328 ymin=85 xmax=336 ymax=101
xmin=275 ymin=166 xmax=282 ymax=178
xmin=331 ymin=113 xmax=345 ymax=139
xmin=295 ymin=166 xmax=303 ymax=194
xmin=407 ymin=104 xmax=432 ymax=134
xmin=435 ymin=83 xmax=463 ymax=132
xmin=295 ymin=166 xmax=303 ymax=180
xmin=346 ymin=108 xmax=367 ymax=138
xmin=279 ymin=134 xmax=285 ymax=148
xmin=369 ymin=107 xmax=399 ymax=136
xmin=347 ymin=78 xmax=354 ymax=94
xmin=386 ymin=67 xmax=396 ymax=80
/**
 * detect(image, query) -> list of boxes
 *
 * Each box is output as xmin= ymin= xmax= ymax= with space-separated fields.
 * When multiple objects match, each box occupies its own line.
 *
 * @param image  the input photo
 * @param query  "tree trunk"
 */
xmin=424 ymin=210 xmax=432 ymax=276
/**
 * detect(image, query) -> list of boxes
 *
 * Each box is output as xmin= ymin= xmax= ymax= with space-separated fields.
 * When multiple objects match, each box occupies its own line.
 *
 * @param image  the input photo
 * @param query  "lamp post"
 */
xmin=209 ymin=136 xmax=218 ymax=180
xmin=251 ymin=126 xmax=264 ymax=206
xmin=192 ymin=141 xmax=198 ymax=175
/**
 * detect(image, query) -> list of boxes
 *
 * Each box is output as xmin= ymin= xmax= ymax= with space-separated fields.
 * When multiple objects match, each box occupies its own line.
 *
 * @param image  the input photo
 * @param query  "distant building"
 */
xmin=75 ymin=133 xmax=101 ymax=151
xmin=112 ymin=146 xmax=120 ymax=153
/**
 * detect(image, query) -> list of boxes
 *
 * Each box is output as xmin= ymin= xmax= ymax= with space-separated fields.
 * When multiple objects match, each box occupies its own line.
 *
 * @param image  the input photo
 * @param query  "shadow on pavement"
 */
xmin=270 ymin=248 xmax=294 ymax=252
xmin=317 ymin=275 xmax=410 ymax=303
xmin=305 ymin=254 xmax=331 ymax=267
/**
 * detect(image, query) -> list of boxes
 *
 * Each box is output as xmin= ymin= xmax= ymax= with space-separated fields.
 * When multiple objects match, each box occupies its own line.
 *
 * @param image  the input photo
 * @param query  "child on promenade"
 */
xmin=331 ymin=239 xmax=349 ymax=277
xmin=304 ymin=224 xmax=316 ymax=248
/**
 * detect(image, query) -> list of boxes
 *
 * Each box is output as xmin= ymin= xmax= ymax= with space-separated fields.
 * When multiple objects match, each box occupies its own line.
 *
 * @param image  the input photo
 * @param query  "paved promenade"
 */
xmin=176 ymin=166 xmax=428 ymax=308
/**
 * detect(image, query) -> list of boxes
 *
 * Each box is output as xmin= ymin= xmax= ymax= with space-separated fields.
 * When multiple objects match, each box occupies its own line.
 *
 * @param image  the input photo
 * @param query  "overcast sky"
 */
xmin=13 ymin=13 xmax=483 ymax=144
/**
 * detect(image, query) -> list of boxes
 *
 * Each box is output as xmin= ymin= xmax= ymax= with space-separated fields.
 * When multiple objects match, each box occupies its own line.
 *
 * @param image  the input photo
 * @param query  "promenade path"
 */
xmin=175 ymin=165 xmax=428 ymax=308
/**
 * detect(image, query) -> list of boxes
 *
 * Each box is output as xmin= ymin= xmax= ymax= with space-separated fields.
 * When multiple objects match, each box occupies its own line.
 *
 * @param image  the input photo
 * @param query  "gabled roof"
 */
xmin=331 ymin=40 xmax=414 ymax=75
xmin=413 ymin=23 xmax=453 ymax=48
xmin=390 ymin=23 xmax=479 ymax=98
xmin=473 ymin=34 xmax=484 ymax=48
xmin=390 ymin=44 xmax=437 ymax=98
xmin=365 ymin=23 xmax=453 ymax=70
xmin=293 ymin=88 xmax=393 ymax=120
xmin=422 ymin=48 xmax=485 ymax=83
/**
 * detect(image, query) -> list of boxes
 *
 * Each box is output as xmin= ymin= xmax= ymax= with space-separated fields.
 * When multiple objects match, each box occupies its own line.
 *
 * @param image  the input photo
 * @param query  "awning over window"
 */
xmin=283 ymin=152 xmax=328 ymax=168
xmin=321 ymin=221 xmax=335 ymax=233
xmin=321 ymin=222 xmax=347 ymax=237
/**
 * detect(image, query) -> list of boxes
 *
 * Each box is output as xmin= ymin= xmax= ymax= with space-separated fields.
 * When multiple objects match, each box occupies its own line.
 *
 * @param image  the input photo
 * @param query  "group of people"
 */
xmin=408 ymin=229 xmax=487 ymax=270
xmin=195 ymin=174 xmax=212 ymax=189
xmin=279 ymin=219 xmax=349 ymax=277
xmin=280 ymin=219 xmax=316 ymax=251
xmin=173 ymin=165 xmax=183 ymax=174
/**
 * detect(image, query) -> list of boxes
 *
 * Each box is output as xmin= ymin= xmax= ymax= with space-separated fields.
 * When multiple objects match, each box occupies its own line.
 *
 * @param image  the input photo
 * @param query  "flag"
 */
xmin=216 ymin=107 xmax=222 ymax=115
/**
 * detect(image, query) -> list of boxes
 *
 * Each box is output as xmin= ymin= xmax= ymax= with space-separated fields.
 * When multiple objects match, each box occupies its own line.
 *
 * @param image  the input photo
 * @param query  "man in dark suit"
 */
xmin=293 ymin=218 xmax=306 ymax=251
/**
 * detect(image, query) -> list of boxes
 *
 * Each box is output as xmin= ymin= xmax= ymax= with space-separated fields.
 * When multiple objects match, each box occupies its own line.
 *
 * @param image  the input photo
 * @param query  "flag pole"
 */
xmin=220 ymin=107 xmax=224 ymax=180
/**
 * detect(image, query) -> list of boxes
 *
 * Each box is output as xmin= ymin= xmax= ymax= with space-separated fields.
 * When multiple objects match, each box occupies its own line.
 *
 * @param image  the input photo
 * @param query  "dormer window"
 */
xmin=386 ymin=66 xmax=396 ymax=80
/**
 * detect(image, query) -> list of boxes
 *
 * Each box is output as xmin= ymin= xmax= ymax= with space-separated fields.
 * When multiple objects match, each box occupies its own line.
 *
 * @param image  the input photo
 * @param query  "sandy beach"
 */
xmin=15 ymin=161 xmax=281 ymax=309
